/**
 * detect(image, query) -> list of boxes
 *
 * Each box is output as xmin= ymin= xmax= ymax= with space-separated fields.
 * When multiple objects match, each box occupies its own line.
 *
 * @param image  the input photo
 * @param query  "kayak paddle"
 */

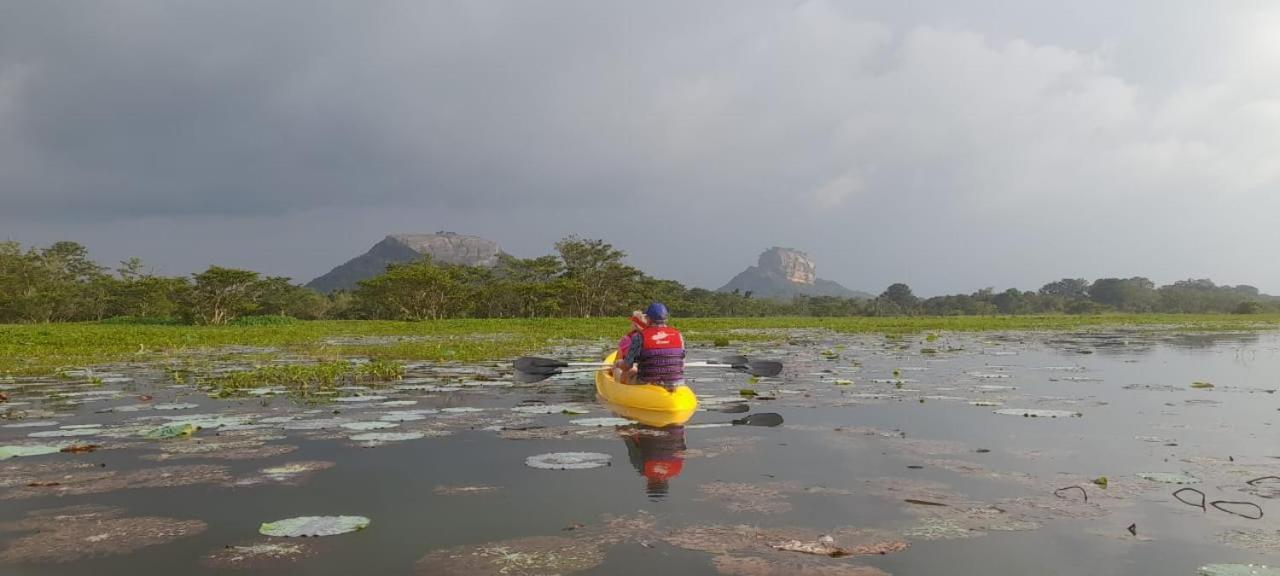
xmin=512 ymin=355 xmax=784 ymax=383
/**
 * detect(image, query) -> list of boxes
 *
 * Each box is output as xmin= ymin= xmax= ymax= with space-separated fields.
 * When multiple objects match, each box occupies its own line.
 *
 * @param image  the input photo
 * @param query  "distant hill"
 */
xmin=306 ymin=232 xmax=501 ymax=293
xmin=718 ymin=247 xmax=868 ymax=300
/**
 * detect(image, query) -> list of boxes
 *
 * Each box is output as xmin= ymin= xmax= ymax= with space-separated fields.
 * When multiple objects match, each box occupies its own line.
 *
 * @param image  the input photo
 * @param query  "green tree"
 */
xmin=187 ymin=267 xmax=264 ymax=325
xmin=353 ymin=259 xmax=472 ymax=320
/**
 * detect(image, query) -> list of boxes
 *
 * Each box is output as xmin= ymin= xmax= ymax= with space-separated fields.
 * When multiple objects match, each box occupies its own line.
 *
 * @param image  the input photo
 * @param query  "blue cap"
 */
xmin=645 ymin=302 xmax=669 ymax=322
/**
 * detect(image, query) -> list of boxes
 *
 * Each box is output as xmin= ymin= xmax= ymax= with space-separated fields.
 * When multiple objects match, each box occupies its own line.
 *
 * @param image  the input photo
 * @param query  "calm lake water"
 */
xmin=3 ymin=329 xmax=1280 ymax=575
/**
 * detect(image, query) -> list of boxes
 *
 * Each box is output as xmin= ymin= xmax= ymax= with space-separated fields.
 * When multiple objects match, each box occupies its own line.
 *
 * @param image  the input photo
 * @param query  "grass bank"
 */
xmin=2 ymin=314 xmax=1278 ymax=376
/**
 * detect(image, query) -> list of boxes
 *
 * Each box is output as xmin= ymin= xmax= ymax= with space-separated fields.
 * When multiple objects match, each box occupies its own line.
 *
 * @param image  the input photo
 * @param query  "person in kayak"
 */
xmin=613 ymin=310 xmax=648 ymax=384
xmin=621 ymin=302 xmax=686 ymax=390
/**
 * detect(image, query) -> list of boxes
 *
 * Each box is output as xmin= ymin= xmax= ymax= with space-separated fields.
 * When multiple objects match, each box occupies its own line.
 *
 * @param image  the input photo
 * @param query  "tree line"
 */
xmin=0 ymin=238 xmax=1275 ymax=324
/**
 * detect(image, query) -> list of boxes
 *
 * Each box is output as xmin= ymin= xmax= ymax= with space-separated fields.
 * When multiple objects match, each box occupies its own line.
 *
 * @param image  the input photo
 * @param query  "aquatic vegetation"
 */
xmin=664 ymin=524 xmax=764 ymax=554
xmin=350 ymin=431 xmax=430 ymax=445
xmin=141 ymin=422 xmax=198 ymax=439
xmin=712 ymin=555 xmax=890 ymax=576
xmin=568 ymin=417 xmax=633 ymax=427
xmin=259 ymin=516 xmax=370 ymax=537
xmin=525 ymin=452 xmax=611 ymax=470
xmin=1136 ymin=472 xmax=1200 ymax=484
xmin=0 ymin=506 xmax=206 ymax=563
xmin=992 ymin=409 xmax=1082 ymax=418
xmin=0 ymin=443 xmax=67 ymax=459
xmin=416 ymin=535 xmax=606 ymax=576
xmin=433 ymin=484 xmax=500 ymax=496
xmin=1219 ymin=529 xmax=1280 ymax=553
xmin=1200 ymin=565 xmax=1280 ymax=576
xmin=203 ymin=541 xmax=312 ymax=568
xmin=699 ymin=482 xmax=800 ymax=515
xmin=2 ymin=464 xmax=231 ymax=500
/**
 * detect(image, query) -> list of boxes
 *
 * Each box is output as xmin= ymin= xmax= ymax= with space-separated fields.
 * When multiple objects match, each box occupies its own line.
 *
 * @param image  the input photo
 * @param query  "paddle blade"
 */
xmin=514 ymin=356 xmax=569 ymax=372
xmin=715 ymin=355 xmax=750 ymax=366
xmin=743 ymin=361 xmax=783 ymax=378
xmin=513 ymin=369 xmax=558 ymax=384
xmin=732 ymin=412 xmax=784 ymax=427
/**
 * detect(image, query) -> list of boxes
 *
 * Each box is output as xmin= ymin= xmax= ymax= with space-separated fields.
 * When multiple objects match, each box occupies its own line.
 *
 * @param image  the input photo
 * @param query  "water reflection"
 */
xmin=621 ymin=424 xmax=686 ymax=500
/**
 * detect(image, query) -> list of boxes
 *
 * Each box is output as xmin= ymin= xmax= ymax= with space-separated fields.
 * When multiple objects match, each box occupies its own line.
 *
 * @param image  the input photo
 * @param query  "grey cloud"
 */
xmin=2 ymin=1 xmax=1279 ymax=293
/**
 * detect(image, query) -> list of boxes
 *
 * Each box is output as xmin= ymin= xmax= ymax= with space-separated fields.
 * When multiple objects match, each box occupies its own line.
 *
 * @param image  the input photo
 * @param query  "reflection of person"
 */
xmin=622 ymin=425 xmax=686 ymax=498
xmin=613 ymin=311 xmax=648 ymax=384
xmin=621 ymin=302 xmax=686 ymax=390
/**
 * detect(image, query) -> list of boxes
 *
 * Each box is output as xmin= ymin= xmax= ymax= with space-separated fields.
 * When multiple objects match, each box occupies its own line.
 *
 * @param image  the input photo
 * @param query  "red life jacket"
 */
xmin=637 ymin=326 xmax=685 ymax=383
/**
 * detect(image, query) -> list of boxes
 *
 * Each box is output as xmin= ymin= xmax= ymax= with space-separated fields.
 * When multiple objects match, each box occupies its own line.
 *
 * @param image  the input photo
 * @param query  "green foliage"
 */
xmin=2 ymin=239 xmax=1279 ymax=326
xmin=230 ymin=315 xmax=300 ymax=326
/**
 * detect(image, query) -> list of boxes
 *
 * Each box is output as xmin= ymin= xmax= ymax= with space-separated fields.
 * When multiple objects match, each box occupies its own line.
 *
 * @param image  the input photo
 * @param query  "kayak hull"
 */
xmin=596 ymin=352 xmax=698 ymax=418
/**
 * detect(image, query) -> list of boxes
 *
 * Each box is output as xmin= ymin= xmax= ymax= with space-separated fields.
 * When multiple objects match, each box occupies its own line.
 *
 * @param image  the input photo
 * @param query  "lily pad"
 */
xmin=349 ymin=432 xmax=425 ymax=443
xmin=334 ymin=396 xmax=388 ymax=403
xmin=259 ymin=515 xmax=370 ymax=537
xmin=340 ymin=421 xmax=399 ymax=431
xmin=525 ymin=452 xmax=612 ymax=470
xmin=0 ymin=444 xmax=67 ymax=459
xmin=1137 ymin=472 xmax=1200 ymax=484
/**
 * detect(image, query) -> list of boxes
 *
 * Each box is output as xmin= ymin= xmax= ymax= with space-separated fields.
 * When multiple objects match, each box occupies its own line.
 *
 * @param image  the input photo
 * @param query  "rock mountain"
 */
xmin=718 ymin=247 xmax=867 ymax=300
xmin=306 ymin=232 xmax=501 ymax=293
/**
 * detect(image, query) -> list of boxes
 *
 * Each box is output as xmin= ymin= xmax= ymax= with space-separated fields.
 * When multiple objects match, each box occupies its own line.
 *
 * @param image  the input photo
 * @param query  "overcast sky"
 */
xmin=2 ymin=1 xmax=1279 ymax=295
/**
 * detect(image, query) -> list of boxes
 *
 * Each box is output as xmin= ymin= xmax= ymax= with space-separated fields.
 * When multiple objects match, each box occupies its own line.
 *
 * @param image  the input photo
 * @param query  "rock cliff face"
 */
xmin=717 ymin=247 xmax=867 ymax=300
xmin=306 ymin=232 xmax=501 ymax=293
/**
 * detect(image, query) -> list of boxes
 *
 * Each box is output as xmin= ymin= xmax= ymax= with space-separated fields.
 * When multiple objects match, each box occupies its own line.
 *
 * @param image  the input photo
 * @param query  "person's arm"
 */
xmin=623 ymin=332 xmax=642 ymax=367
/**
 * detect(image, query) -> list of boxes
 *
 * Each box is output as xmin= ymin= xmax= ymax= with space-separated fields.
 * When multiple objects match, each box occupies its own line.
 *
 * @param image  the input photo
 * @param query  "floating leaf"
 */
xmin=1199 ymin=565 xmax=1280 ymax=576
xmin=350 ymin=432 xmax=425 ymax=443
xmin=1191 ymin=382 xmax=1215 ymax=389
xmin=333 ymin=396 xmax=388 ymax=403
xmin=29 ymin=428 xmax=99 ymax=438
xmin=203 ymin=541 xmax=311 ymax=568
xmin=340 ymin=421 xmax=399 ymax=431
xmin=142 ymin=422 xmax=197 ymax=439
xmin=525 ymin=452 xmax=611 ymax=470
xmin=1137 ymin=472 xmax=1200 ymax=484
xmin=993 ymin=409 xmax=1081 ymax=418
xmin=153 ymin=403 xmax=200 ymax=410
xmin=569 ymin=417 xmax=633 ymax=427
xmin=259 ymin=515 xmax=369 ymax=537
xmin=0 ymin=444 xmax=66 ymax=459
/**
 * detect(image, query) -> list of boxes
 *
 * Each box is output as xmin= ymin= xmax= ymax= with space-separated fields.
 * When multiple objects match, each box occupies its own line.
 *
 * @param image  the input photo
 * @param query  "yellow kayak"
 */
xmin=596 ymin=352 xmax=698 ymax=416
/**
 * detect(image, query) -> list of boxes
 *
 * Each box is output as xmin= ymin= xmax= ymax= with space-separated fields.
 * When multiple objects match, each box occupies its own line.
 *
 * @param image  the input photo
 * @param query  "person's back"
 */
xmin=624 ymin=303 xmax=685 ymax=389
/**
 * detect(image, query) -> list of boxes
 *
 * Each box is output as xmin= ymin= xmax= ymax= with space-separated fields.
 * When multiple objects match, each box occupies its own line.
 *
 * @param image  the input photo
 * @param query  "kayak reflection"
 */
xmin=621 ymin=423 xmax=686 ymax=499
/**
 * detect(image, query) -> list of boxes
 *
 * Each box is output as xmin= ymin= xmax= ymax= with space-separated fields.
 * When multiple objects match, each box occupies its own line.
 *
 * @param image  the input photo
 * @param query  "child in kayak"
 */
xmin=614 ymin=310 xmax=648 ymax=384
xmin=621 ymin=302 xmax=686 ymax=390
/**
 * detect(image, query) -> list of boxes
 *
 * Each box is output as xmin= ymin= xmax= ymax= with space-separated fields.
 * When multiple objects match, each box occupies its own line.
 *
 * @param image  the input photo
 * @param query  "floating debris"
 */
xmin=568 ymin=417 xmax=633 ymax=427
xmin=153 ymin=403 xmax=200 ymax=410
xmin=350 ymin=432 xmax=427 ymax=445
xmin=259 ymin=516 xmax=370 ymax=537
xmin=2 ymin=421 xmax=59 ymax=428
xmin=28 ymin=428 xmax=100 ymax=438
xmin=433 ymin=485 xmax=500 ymax=496
xmin=1220 ymin=529 xmax=1280 ymax=553
xmin=203 ymin=541 xmax=312 ymax=569
xmin=699 ymin=482 xmax=797 ymax=515
xmin=0 ymin=506 xmax=206 ymax=563
xmin=416 ymin=535 xmax=606 ymax=576
xmin=993 ymin=409 xmax=1081 ymax=418
xmin=259 ymin=461 xmax=336 ymax=483
xmin=1137 ymin=472 xmax=1200 ymax=484
xmin=2 ymin=464 xmax=231 ymax=500
xmin=525 ymin=452 xmax=612 ymax=470
xmin=1199 ymin=565 xmax=1280 ymax=576
xmin=712 ymin=555 xmax=889 ymax=576
xmin=340 ymin=421 xmax=400 ymax=431
xmin=334 ymin=396 xmax=389 ymax=403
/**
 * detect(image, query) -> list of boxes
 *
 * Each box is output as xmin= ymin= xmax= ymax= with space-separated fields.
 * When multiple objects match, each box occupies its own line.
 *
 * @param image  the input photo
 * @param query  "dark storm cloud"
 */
xmin=2 ymin=1 xmax=1279 ymax=292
